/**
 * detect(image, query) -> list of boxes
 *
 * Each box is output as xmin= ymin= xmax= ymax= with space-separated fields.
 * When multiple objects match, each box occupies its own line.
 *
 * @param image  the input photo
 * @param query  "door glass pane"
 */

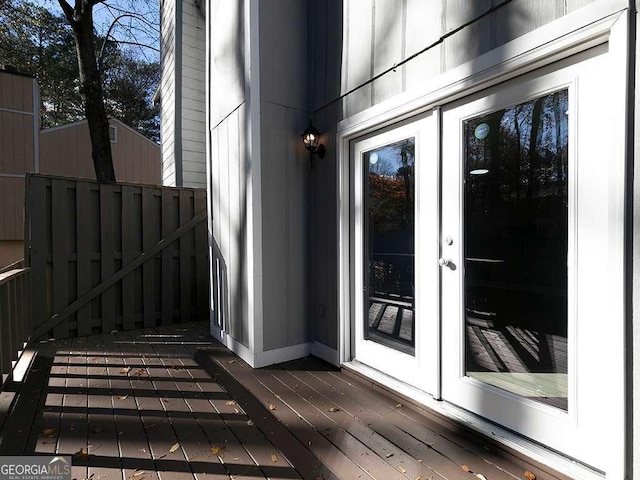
xmin=364 ymin=138 xmax=416 ymax=355
xmin=464 ymin=90 xmax=568 ymax=410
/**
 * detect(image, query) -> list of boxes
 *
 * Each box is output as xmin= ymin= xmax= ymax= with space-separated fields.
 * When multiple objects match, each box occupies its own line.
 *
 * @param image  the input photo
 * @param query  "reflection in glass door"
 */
xmin=463 ymin=90 xmax=569 ymax=410
xmin=364 ymin=139 xmax=416 ymax=355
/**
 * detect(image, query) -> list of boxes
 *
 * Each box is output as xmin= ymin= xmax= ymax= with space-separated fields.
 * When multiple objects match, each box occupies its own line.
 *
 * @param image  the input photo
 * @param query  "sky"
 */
xmin=30 ymin=0 xmax=160 ymax=63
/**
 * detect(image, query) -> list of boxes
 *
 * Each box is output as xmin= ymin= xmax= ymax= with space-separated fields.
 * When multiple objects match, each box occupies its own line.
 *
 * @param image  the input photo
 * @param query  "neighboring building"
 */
xmin=159 ymin=0 xmax=206 ymax=188
xmin=40 ymin=118 xmax=161 ymax=185
xmin=0 ymin=68 xmax=161 ymax=268
xmin=163 ymin=0 xmax=637 ymax=478
xmin=0 ymin=68 xmax=38 ymax=267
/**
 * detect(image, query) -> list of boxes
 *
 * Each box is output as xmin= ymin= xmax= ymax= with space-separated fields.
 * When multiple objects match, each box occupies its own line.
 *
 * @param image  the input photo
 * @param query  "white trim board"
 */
xmin=210 ymin=324 xmax=313 ymax=368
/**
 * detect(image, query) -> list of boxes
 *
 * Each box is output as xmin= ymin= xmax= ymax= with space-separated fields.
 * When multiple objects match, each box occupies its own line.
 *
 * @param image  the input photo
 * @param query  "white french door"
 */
xmin=351 ymin=44 xmax=623 ymax=472
xmin=351 ymin=112 xmax=439 ymax=394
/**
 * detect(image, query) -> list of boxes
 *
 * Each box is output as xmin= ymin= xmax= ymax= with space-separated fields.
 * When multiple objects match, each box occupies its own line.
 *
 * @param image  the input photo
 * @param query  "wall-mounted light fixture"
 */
xmin=301 ymin=122 xmax=326 ymax=159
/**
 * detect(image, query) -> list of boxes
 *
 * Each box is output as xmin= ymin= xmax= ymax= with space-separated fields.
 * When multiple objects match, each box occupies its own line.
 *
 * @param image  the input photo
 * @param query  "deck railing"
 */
xmin=0 ymin=268 xmax=31 ymax=385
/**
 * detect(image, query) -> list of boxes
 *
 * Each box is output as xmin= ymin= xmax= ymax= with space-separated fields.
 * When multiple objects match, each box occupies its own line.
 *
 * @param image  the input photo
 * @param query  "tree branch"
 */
xmin=57 ymin=0 xmax=74 ymax=25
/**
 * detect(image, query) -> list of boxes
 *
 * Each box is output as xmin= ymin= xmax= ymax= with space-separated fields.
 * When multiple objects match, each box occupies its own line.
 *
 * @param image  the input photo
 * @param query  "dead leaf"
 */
xmin=169 ymin=442 xmax=180 ymax=453
xmin=269 ymin=404 xmax=276 ymax=411
xmin=385 ymin=453 xmax=394 ymax=458
xmin=270 ymin=454 xmax=277 ymax=463
xmin=42 ymin=428 xmax=55 ymax=437
xmin=72 ymin=449 xmax=89 ymax=461
xmin=399 ymin=467 xmax=406 ymax=474
xmin=233 ymin=408 xmax=240 ymax=414
xmin=133 ymin=368 xmax=146 ymax=377
xmin=524 ymin=472 xmax=536 ymax=480
xmin=415 ymin=477 xmax=421 ymax=480
xmin=118 ymin=395 xmax=128 ymax=400
xmin=132 ymin=471 xmax=145 ymax=477
xmin=225 ymin=400 xmax=236 ymax=406
xmin=461 ymin=465 xmax=471 ymax=473
xmin=246 ymin=420 xmax=254 ymax=426
xmin=228 ymin=359 xmax=237 ymax=364
xmin=396 ymin=403 xmax=403 ymax=408
xmin=210 ymin=445 xmax=227 ymax=456
xmin=328 ymin=407 xmax=340 ymax=413
xmin=110 ymin=330 xmax=118 ymax=334
xmin=120 ymin=367 xmax=131 ymax=374
xmin=475 ymin=475 xmax=487 ymax=480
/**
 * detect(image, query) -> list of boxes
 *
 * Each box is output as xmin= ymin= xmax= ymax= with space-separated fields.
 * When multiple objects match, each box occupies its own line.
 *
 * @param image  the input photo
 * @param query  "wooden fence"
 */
xmin=0 ymin=268 xmax=31 ymax=384
xmin=24 ymin=174 xmax=209 ymax=340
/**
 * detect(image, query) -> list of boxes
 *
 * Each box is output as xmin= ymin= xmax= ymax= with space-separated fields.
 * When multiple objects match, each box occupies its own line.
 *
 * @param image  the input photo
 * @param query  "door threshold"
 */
xmin=342 ymin=360 xmax=604 ymax=480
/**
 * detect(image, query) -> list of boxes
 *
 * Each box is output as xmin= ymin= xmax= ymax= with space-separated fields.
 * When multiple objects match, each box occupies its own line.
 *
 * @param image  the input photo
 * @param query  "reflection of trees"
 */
xmin=367 ymin=139 xmax=415 ymax=300
xmin=464 ymin=90 xmax=569 ymax=338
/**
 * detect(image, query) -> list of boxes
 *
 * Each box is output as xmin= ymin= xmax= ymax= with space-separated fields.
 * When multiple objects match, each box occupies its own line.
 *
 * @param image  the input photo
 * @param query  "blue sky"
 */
xmin=31 ymin=0 xmax=159 ymax=63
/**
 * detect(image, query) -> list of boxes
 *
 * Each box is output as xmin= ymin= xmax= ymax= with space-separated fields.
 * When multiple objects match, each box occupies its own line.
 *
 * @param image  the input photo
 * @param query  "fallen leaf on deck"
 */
xmin=328 ymin=407 xmax=340 ymax=412
xmin=72 ymin=449 xmax=89 ymax=460
xmin=110 ymin=330 xmax=117 ymax=334
xmin=269 ymin=404 xmax=276 ymax=411
xmin=228 ymin=359 xmax=237 ymax=364
xmin=133 ymin=368 xmax=146 ymax=376
xmin=398 ymin=467 xmax=406 ymax=473
xmin=246 ymin=420 xmax=254 ymax=426
xmin=42 ymin=428 xmax=55 ymax=437
xmin=118 ymin=395 xmax=128 ymax=400
xmin=396 ymin=403 xmax=403 ymax=408
xmin=169 ymin=442 xmax=180 ymax=453
xmin=210 ymin=445 xmax=226 ymax=456
xmin=475 ymin=475 xmax=487 ymax=480
xmin=524 ymin=472 xmax=536 ymax=480
xmin=225 ymin=400 xmax=235 ymax=406
xmin=270 ymin=454 xmax=277 ymax=463
xmin=233 ymin=408 xmax=240 ymax=414
xmin=385 ymin=453 xmax=394 ymax=458
xmin=132 ymin=471 xmax=145 ymax=477
xmin=120 ymin=367 xmax=131 ymax=374
xmin=171 ymin=365 xmax=183 ymax=370
xmin=461 ymin=465 xmax=471 ymax=472
xmin=415 ymin=477 xmax=421 ymax=480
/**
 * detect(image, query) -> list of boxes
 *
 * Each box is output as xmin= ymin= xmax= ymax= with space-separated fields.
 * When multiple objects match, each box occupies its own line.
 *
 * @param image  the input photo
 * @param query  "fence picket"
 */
xmin=100 ymin=184 xmax=115 ymax=334
xmin=142 ymin=188 xmax=158 ymax=328
xmin=52 ymin=180 xmax=69 ymax=339
xmin=76 ymin=181 xmax=92 ymax=336
xmin=121 ymin=185 xmax=136 ymax=331
xmin=179 ymin=190 xmax=192 ymax=323
xmin=161 ymin=189 xmax=174 ymax=326
xmin=194 ymin=191 xmax=208 ymax=321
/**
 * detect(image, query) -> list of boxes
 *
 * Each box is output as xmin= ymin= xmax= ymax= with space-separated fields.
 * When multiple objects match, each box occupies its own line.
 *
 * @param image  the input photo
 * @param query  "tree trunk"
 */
xmin=60 ymin=0 xmax=115 ymax=183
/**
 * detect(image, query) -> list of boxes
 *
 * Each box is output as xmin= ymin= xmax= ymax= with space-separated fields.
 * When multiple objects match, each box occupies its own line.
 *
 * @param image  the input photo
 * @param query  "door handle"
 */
xmin=438 ymin=258 xmax=452 ymax=268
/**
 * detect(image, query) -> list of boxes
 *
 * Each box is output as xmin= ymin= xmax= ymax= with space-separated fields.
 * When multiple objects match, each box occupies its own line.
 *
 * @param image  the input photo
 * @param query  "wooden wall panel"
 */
xmin=24 ymin=174 xmax=207 ymax=340
xmin=40 ymin=120 xmax=161 ymax=185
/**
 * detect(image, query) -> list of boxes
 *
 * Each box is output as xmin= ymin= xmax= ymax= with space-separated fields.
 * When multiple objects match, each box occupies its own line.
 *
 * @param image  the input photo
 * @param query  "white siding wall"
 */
xmin=258 ymin=0 xmax=309 ymax=352
xmin=181 ymin=0 xmax=207 ymax=188
xmin=207 ymin=0 xmax=252 ymax=350
xmin=308 ymin=0 xmax=598 ymax=350
xmin=160 ymin=0 xmax=176 ymax=186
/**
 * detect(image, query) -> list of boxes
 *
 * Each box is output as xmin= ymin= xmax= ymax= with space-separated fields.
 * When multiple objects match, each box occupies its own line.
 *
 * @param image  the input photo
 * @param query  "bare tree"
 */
xmin=57 ymin=0 xmax=115 ymax=182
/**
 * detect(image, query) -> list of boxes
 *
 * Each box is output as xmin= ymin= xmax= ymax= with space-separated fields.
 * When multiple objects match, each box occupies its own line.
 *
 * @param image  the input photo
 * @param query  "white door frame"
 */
xmin=337 ymin=3 xmax=628 ymax=478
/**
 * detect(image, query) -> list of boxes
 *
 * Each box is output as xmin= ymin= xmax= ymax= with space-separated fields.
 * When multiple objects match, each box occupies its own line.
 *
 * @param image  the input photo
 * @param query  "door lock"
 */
xmin=438 ymin=258 xmax=452 ymax=268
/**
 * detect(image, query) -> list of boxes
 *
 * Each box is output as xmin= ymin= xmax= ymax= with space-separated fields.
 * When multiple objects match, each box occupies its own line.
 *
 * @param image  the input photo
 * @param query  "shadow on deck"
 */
xmin=0 ymin=323 xmax=570 ymax=480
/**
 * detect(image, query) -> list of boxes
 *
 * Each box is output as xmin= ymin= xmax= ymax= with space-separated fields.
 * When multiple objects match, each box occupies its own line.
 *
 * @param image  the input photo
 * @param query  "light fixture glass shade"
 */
xmin=301 ymin=124 xmax=321 ymax=152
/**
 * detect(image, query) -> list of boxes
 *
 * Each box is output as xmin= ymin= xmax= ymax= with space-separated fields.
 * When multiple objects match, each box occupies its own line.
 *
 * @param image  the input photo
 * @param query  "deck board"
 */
xmin=0 ymin=322 xmax=571 ymax=480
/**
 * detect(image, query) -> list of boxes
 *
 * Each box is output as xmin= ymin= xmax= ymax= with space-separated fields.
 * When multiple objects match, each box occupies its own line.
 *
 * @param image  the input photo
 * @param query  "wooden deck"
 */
xmin=0 ymin=322 xmax=570 ymax=480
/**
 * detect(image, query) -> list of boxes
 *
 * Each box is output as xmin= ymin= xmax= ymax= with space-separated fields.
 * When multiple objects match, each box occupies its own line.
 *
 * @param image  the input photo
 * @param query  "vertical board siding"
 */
xmin=24 ymin=174 xmax=208 ymax=340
